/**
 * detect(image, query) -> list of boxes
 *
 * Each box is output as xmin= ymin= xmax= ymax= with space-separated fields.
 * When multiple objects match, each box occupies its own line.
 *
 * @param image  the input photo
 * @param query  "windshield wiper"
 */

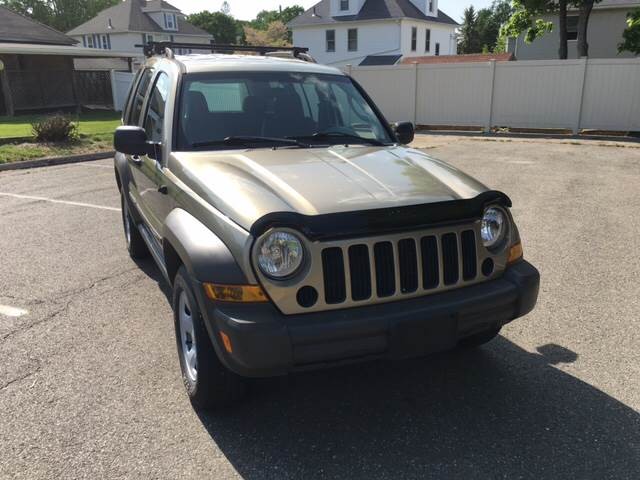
xmin=292 ymin=132 xmax=387 ymax=147
xmin=192 ymin=136 xmax=309 ymax=149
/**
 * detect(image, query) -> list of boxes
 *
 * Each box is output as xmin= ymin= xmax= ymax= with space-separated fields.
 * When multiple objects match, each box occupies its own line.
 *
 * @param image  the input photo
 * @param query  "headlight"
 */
xmin=257 ymin=230 xmax=304 ymax=279
xmin=481 ymin=207 xmax=507 ymax=249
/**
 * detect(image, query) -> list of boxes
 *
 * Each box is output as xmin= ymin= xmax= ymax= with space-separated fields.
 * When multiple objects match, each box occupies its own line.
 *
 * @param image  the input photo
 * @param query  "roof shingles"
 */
xmin=289 ymin=0 xmax=459 ymax=27
xmin=0 ymin=6 xmax=77 ymax=45
xmin=67 ymin=0 xmax=210 ymax=37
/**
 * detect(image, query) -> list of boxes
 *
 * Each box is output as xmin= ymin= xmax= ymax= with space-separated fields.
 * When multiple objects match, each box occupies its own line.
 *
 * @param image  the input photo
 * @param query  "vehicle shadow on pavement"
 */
xmin=133 ymin=257 xmax=173 ymax=301
xmin=196 ymin=338 xmax=640 ymax=479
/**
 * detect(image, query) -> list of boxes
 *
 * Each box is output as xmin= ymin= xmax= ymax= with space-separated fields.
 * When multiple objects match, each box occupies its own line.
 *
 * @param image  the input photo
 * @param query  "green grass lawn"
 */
xmin=0 ymin=111 xmax=121 ymax=139
xmin=0 ymin=111 xmax=119 ymax=163
xmin=0 ymin=137 xmax=113 ymax=164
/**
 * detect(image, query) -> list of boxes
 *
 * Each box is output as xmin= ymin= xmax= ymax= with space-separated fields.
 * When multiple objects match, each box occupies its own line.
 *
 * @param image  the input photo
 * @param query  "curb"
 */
xmin=0 ymin=136 xmax=33 ymax=146
xmin=0 ymin=151 xmax=115 ymax=172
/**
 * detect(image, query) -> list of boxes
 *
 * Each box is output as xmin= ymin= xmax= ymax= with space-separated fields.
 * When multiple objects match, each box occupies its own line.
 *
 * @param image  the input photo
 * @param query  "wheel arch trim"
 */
xmin=163 ymin=208 xmax=249 ymax=285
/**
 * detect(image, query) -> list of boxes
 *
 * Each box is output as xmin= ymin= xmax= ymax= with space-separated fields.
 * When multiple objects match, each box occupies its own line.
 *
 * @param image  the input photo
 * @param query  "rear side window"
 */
xmin=128 ymin=68 xmax=154 ymax=126
xmin=144 ymin=72 xmax=170 ymax=143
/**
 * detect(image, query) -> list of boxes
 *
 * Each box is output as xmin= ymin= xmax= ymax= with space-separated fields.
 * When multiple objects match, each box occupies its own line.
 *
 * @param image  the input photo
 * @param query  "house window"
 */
xmin=340 ymin=0 xmax=349 ymax=11
xmin=411 ymin=27 xmax=417 ymax=51
xmin=102 ymin=35 xmax=109 ymax=50
xmin=164 ymin=12 xmax=176 ymax=30
xmin=435 ymin=42 xmax=440 ymax=56
xmin=567 ymin=16 xmax=578 ymax=41
xmin=429 ymin=0 xmax=434 ymax=13
xmin=326 ymin=30 xmax=335 ymax=52
xmin=425 ymin=28 xmax=431 ymax=51
xmin=87 ymin=35 xmax=94 ymax=48
xmin=348 ymin=28 xmax=358 ymax=51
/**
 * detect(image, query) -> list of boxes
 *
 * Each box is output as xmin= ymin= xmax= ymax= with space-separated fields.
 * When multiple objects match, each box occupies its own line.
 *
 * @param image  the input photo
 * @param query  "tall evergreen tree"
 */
xmin=458 ymin=6 xmax=481 ymax=54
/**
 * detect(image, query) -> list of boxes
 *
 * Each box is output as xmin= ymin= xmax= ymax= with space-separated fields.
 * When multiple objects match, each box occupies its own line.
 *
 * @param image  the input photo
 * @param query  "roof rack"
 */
xmin=137 ymin=41 xmax=313 ymax=62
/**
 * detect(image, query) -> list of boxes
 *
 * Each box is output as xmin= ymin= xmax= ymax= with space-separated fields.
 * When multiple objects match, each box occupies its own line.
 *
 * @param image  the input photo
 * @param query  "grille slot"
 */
xmin=374 ymin=242 xmax=396 ymax=297
xmin=322 ymin=247 xmax=346 ymax=304
xmin=461 ymin=230 xmax=477 ymax=281
xmin=348 ymin=244 xmax=372 ymax=301
xmin=420 ymin=235 xmax=439 ymax=290
xmin=441 ymin=233 xmax=459 ymax=285
xmin=398 ymin=238 xmax=418 ymax=293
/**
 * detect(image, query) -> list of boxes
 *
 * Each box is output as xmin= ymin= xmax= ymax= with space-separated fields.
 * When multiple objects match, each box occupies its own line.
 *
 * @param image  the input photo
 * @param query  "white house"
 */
xmin=289 ymin=0 xmax=459 ymax=67
xmin=67 ymin=0 xmax=212 ymax=57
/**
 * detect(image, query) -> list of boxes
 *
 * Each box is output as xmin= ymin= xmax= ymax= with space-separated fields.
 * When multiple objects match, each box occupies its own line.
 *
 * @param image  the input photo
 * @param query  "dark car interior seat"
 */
xmin=241 ymin=95 xmax=267 ymax=137
xmin=182 ymin=90 xmax=212 ymax=146
xmin=263 ymin=90 xmax=316 ymax=138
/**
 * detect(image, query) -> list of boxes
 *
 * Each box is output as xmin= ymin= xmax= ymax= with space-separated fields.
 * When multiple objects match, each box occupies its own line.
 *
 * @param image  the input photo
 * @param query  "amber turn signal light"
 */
xmin=203 ymin=283 xmax=269 ymax=303
xmin=219 ymin=331 xmax=233 ymax=353
xmin=507 ymin=242 xmax=523 ymax=264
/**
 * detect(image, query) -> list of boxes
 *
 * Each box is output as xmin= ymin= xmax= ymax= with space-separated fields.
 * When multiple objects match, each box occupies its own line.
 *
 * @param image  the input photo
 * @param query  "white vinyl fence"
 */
xmin=347 ymin=58 xmax=640 ymax=133
xmin=110 ymin=70 xmax=136 ymax=112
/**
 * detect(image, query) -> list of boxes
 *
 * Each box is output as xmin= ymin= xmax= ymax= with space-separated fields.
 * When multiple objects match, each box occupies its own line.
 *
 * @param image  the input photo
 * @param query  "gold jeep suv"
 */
xmin=113 ymin=43 xmax=539 ymax=409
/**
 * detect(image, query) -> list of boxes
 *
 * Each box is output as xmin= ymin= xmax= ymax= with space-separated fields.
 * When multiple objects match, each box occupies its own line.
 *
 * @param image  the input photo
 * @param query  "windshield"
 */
xmin=176 ymin=71 xmax=394 ymax=150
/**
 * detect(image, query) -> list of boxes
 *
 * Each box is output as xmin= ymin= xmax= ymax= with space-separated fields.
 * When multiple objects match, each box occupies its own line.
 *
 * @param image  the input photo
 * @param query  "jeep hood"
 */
xmin=171 ymin=145 xmax=489 ymax=231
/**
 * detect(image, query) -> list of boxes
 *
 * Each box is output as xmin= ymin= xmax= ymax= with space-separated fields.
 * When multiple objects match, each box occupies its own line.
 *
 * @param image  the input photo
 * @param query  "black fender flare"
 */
xmin=114 ymin=152 xmax=130 ymax=193
xmin=114 ymin=152 xmax=147 ymax=225
xmin=163 ymin=209 xmax=249 ymax=285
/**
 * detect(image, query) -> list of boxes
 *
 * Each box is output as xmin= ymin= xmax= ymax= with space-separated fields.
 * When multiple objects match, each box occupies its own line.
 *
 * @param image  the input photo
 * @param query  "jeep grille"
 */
xmin=254 ymin=221 xmax=509 ymax=315
xmin=322 ymin=229 xmax=478 ymax=305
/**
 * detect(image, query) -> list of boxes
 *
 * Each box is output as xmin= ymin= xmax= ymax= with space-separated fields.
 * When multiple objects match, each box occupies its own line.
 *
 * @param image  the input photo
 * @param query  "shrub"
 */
xmin=32 ymin=114 xmax=78 ymax=142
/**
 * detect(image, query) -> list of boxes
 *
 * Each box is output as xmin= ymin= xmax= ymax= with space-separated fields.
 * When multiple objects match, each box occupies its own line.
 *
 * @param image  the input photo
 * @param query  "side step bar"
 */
xmin=137 ymin=222 xmax=170 ymax=284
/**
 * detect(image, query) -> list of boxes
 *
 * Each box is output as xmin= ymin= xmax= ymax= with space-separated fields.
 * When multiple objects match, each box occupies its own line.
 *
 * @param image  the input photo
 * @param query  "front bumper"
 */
xmin=193 ymin=260 xmax=540 ymax=378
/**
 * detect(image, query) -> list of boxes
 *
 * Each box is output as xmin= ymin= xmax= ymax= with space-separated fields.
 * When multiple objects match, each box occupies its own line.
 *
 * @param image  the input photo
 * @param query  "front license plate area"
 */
xmin=389 ymin=314 xmax=458 ymax=359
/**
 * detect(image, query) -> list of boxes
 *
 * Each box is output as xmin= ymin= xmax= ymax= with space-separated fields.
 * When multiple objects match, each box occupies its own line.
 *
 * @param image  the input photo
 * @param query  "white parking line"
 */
xmin=0 ymin=192 xmax=120 ymax=212
xmin=0 ymin=305 xmax=28 ymax=318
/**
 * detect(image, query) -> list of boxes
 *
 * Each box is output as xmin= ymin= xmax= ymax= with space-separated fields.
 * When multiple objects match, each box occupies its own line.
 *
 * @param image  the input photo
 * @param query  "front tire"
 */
xmin=120 ymin=193 xmax=149 ymax=259
xmin=172 ymin=266 xmax=247 ymax=410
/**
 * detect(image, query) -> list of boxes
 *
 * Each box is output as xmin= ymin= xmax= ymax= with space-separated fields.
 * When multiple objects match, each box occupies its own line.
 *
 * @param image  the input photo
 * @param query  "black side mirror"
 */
xmin=392 ymin=121 xmax=415 ymax=145
xmin=114 ymin=126 xmax=152 ymax=156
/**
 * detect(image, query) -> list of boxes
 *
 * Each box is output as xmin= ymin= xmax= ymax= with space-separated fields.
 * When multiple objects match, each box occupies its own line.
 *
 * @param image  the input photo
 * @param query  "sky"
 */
xmin=171 ymin=0 xmax=495 ymax=23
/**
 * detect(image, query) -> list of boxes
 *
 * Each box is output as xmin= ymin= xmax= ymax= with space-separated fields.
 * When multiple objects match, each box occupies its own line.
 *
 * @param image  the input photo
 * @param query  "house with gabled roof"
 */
xmin=67 ymin=0 xmax=212 ymax=56
xmin=289 ymin=0 xmax=459 ymax=67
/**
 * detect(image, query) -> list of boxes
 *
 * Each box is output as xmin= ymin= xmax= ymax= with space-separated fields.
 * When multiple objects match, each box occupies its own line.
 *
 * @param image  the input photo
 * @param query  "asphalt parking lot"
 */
xmin=1 ymin=133 xmax=639 ymax=479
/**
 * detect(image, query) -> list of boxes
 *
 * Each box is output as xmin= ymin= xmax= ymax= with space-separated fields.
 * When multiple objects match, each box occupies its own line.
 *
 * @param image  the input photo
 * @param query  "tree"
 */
xmin=220 ymin=1 xmax=230 ymax=15
xmin=187 ymin=11 xmax=242 ymax=44
xmin=247 ymin=5 xmax=304 ymax=43
xmin=458 ymin=6 xmax=481 ymax=53
xmin=0 ymin=0 xmax=120 ymax=31
xmin=619 ymin=7 xmax=640 ymax=55
xmin=502 ymin=0 xmax=602 ymax=59
xmin=558 ymin=0 xmax=568 ymax=59
xmin=244 ymin=21 xmax=290 ymax=47
xmin=475 ymin=0 xmax=514 ymax=52
xmin=576 ymin=0 xmax=596 ymax=57
xmin=250 ymin=6 xmax=305 ymax=30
